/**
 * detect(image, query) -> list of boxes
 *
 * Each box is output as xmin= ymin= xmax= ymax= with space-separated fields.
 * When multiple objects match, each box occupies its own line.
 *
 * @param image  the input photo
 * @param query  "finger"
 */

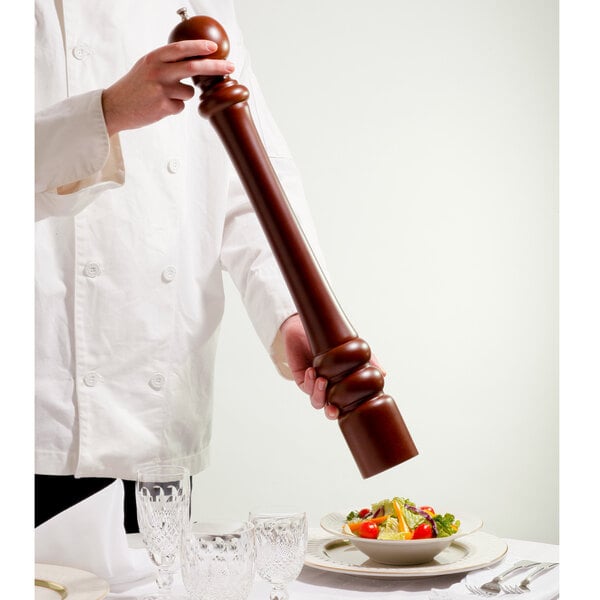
xmin=310 ymin=377 xmax=327 ymax=409
xmin=185 ymin=58 xmax=235 ymax=76
xmin=165 ymin=82 xmax=196 ymax=101
xmin=166 ymin=98 xmax=186 ymax=115
xmin=158 ymin=39 xmax=219 ymax=62
xmin=301 ymin=368 xmax=316 ymax=396
xmin=324 ymin=404 xmax=339 ymax=420
xmin=163 ymin=58 xmax=235 ymax=83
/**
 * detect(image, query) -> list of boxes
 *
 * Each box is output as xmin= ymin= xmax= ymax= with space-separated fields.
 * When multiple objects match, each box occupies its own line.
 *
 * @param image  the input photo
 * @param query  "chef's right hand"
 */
xmin=102 ymin=40 xmax=234 ymax=136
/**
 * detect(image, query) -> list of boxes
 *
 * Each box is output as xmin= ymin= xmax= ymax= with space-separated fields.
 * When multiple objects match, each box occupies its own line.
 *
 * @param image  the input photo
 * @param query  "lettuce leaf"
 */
xmin=378 ymin=516 xmax=412 ymax=540
xmin=370 ymin=498 xmax=395 ymax=516
xmin=434 ymin=513 xmax=460 ymax=538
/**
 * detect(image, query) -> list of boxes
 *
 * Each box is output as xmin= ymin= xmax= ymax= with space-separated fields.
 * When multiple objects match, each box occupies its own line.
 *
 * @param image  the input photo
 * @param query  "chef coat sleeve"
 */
xmin=35 ymin=89 xmax=125 ymax=221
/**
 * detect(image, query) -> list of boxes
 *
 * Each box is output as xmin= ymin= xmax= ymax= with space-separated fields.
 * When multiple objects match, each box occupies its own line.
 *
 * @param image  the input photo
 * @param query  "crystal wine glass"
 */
xmin=249 ymin=508 xmax=308 ymax=600
xmin=180 ymin=521 xmax=256 ymax=600
xmin=136 ymin=465 xmax=190 ymax=600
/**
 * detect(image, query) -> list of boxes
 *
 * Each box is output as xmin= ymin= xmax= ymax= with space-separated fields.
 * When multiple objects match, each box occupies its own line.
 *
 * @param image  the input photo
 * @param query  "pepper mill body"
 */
xmin=169 ymin=11 xmax=418 ymax=477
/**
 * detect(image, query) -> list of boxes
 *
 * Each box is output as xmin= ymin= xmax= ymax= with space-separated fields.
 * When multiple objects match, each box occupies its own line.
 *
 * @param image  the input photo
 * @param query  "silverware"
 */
xmin=502 ymin=561 xmax=559 ymax=594
xmin=465 ymin=559 xmax=540 ymax=596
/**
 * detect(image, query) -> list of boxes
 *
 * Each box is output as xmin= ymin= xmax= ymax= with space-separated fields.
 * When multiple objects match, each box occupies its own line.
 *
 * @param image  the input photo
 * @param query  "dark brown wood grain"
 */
xmin=169 ymin=11 xmax=418 ymax=477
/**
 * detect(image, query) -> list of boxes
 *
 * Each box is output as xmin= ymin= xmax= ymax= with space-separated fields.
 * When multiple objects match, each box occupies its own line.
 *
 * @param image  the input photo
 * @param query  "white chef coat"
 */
xmin=35 ymin=0 xmax=321 ymax=480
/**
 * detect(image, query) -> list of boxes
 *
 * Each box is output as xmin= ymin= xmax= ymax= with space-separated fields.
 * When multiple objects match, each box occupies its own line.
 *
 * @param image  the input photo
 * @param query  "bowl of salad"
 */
xmin=321 ymin=497 xmax=482 ymax=565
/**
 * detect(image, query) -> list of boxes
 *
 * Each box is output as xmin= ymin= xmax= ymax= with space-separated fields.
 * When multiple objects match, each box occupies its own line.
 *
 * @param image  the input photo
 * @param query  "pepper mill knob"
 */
xmin=170 ymin=8 xmax=230 ymax=63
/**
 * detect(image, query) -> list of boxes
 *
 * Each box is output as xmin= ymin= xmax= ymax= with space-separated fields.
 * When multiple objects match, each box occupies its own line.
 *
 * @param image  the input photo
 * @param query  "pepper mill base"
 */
xmin=338 ymin=394 xmax=418 ymax=478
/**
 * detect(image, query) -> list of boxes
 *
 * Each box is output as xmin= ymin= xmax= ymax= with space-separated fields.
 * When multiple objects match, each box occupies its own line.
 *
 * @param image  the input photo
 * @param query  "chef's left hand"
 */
xmin=278 ymin=313 xmax=388 ymax=421
xmin=278 ymin=314 xmax=339 ymax=420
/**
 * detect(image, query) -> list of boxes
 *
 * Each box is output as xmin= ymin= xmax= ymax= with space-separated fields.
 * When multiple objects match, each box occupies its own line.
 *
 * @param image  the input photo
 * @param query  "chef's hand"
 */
xmin=102 ymin=40 xmax=234 ymax=136
xmin=279 ymin=314 xmax=339 ymax=420
xmin=279 ymin=314 xmax=387 ymax=421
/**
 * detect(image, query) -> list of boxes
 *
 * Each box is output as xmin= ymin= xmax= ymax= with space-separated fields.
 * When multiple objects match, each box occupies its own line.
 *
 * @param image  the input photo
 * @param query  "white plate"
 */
xmin=321 ymin=512 xmax=482 ymax=565
xmin=35 ymin=564 xmax=109 ymax=600
xmin=304 ymin=531 xmax=508 ymax=579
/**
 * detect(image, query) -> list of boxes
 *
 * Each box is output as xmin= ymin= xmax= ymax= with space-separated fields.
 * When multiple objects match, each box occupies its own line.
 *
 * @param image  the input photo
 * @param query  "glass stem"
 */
xmin=156 ymin=566 xmax=173 ymax=590
xmin=270 ymin=584 xmax=289 ymax=600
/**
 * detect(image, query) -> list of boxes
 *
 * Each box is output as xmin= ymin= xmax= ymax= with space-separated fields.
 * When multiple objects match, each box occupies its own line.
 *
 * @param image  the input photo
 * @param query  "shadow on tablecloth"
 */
xmin=298 ymin=566 xmax=465 ymax=593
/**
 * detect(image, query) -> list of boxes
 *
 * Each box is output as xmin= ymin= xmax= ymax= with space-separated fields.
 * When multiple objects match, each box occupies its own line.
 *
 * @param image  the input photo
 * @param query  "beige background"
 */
xmin=192 ymin=0 xmax=558 ymax=544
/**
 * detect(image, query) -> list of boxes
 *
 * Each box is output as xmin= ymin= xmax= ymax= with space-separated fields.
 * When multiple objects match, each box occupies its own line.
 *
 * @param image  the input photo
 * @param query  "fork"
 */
xmin=501 ymin=561 xmax=559 ymax=594
xmin=465 ymin=560 xmax=540 ymax=596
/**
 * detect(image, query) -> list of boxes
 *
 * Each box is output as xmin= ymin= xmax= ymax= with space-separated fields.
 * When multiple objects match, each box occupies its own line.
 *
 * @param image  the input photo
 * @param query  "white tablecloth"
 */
xmin=107 ymin=533 xmax=559 ymax=599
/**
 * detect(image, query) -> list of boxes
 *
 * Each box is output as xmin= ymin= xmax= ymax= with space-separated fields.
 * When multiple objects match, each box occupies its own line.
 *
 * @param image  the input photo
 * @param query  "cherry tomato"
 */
xmin=412 ymin=522 xmax=433 ymax=539
xmin=358 ymin=508 xmax=371 ymax=518
xmin=358 ymin=520 xmax=379 ymax=539
xmin=420 ymin=506 xmax=436 ymax=516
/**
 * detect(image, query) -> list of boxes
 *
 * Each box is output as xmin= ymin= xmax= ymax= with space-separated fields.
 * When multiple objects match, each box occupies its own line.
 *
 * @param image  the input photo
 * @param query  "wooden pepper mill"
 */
xmin=169 ymin=9 xmax=418 ymax=477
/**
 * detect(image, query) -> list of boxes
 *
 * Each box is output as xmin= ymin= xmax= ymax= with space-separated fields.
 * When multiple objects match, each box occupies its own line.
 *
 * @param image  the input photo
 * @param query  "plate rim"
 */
xmin=34 ymin=563 xmax=110 ymax=600
xmin=303 ymin=530 xmax=508 ymax=579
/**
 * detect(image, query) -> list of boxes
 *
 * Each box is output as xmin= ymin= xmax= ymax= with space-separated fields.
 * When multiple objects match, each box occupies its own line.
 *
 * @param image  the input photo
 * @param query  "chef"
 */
xmin=35 ymin=0 xmax=337 ymax=532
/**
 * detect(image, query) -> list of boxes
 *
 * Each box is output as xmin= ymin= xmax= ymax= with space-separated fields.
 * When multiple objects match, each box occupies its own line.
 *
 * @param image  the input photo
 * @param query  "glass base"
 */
xmin=270 ymin=585 xmax=289 ymax=600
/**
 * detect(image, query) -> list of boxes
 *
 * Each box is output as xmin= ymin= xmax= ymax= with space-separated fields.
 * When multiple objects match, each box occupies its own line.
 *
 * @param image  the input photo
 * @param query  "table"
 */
xmin=107 ymin=532 xmax=559 ymax=599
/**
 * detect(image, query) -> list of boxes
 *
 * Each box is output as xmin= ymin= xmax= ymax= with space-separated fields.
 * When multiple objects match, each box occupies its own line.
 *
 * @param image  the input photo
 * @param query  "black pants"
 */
xmin=35 ymin=475 xmax=140 ymax=533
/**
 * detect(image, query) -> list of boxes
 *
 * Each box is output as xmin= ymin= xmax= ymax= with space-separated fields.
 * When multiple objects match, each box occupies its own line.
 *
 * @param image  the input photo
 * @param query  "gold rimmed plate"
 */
xmin=304 ymin=531 xmax=508 ymax=579
xmin=35 ymin=578 xmax=68 ymax=599
xmin=35 ymin=564 xmax=109 ymax=600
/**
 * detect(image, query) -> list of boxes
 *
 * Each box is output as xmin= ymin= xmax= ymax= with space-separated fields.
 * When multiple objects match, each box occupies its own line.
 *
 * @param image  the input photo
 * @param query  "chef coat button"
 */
xmin=149 ymin=373 xmax=166 ymax=391
xmin=84 ymin=371 xmax=102 ymax=387
xmin=162 ymin=265 xmax=177 ymax=282
xmin=72 ymin=45 xmax=90 ymax=60
xmin=84 ymin=262 xmax=101 ymax=278
xmin=167 ymin=158 xmax=181 ymax=174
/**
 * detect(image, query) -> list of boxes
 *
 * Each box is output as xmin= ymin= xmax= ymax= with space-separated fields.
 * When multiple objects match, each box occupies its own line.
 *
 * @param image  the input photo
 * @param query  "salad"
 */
xmin=345 ymin=497 xmax=460 ymax=540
